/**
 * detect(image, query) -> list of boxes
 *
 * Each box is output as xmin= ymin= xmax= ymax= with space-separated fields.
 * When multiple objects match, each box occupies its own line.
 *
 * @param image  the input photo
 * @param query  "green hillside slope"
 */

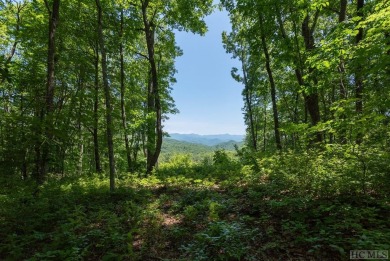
xmin=160 ymin=138 xmax=243 ymax=162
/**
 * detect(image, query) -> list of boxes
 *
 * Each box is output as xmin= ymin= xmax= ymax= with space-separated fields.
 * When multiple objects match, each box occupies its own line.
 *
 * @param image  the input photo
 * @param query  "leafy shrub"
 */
xmin=182 ymin=221 xmax=258 ymax=260
xmin=0 ymin=176 xmax=144 ymax=260
xmin=243 ymin=144 xmax=390 ymax=198
xmin=211 ymin=149 xmax=241 ymax=180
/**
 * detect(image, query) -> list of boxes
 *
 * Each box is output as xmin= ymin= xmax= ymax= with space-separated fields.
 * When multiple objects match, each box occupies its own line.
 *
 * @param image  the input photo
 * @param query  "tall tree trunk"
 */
xmin=263 ymin=100 xmax=267 ymax=152
xmin=338 ymin=0 xmax=348 ymax=144
xmin=386 ymin=32 xmax=390 ymax=84
xmin=301 ymin=13 xmax=322 ymax=143
xmin=355 ymin=0 xmax=364 ymax=144
xmin=244 ymin=89 xmax=257 ymax=151
xmin=132 ymin=131 xmax=140 ymax=164
xmin=142 ymin=0 xmax=162 ymax=173
xmin=119 ymin=10 xmax=132 ymax=172
xmin=93 ymin=45 xmax=102 ymax=173
xmin=278 ymin=7 xmax=310 ymax=144
xmin=146 ymin=71 xmax=156 ymax=172
xmin=36 ymin=0 xmax=60 ymax=183
xmin=96 ymin=0 xmax=115 ymax=191
xmin=20 ymin=93 xmax=27 ymax=179
xmin=77 ymin=124 xmax=84 ymax=175
xmin=259 ymin=13 xmax=282 ymax=150
xmin=241 ymin=55 xmax=257 ymax=151
xmin=77 ymin=73 xmax=84 ymax=176
xmin=338 ymin=0 xmax=347 ymax=99
xmin=275 ymin=4 xmax=301 ymax=130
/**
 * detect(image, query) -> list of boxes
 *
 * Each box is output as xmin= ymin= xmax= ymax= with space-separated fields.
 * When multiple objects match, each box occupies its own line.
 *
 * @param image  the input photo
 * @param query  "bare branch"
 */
xmin=135 ymin=52 xmax=149 ymax=60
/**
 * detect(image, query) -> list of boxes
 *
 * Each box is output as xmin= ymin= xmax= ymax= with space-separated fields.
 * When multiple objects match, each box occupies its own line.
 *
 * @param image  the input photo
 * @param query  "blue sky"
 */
xmin=164 ymin=7 xmax=246 ymax=135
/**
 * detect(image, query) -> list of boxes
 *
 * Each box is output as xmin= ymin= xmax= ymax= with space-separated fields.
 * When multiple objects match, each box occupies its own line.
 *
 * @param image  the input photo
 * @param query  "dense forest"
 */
xmin=0 ymin=0 xmax=389 ymax=260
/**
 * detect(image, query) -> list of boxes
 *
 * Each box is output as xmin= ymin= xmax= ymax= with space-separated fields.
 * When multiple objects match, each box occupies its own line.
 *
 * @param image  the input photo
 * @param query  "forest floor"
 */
xmin=1 ymin=165 xmax=389 ymax=261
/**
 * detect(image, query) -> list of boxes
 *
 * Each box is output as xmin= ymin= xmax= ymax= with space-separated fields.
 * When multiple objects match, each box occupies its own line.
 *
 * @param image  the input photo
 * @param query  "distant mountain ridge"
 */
xmin=160 ymin=138 xmax=244 ymax=162
xmin=168 ymin=133 xmax=245 ymax=146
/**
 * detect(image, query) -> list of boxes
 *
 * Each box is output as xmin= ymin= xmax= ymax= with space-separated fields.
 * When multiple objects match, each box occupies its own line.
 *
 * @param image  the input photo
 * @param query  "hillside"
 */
xmin=168 ymin=133 xmax=245 ymax=146
xmin=214 ymin=140 xmax=244 ymax=150
xmin=162 ymin=138 xmax=214 ymax=155
xmin=160 ymin=138 xmax=243 ymax=162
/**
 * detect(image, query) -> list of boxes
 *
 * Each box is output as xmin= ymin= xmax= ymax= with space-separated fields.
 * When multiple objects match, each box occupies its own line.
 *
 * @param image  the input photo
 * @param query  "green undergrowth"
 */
xmin=1 ymin=147 xmax=389 ymax=260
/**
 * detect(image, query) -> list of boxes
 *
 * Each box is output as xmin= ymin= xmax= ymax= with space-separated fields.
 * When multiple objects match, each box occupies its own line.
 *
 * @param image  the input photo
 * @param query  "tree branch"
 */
xmin=310 ymin=9 xmax=320 ymax=34
xmin=135 ymin=52 xmax=149 ymax=60
xmin=43 ymin=0 xmax=51 ymax=14
xmin=5 ymin=2 xmax=27 ymax=64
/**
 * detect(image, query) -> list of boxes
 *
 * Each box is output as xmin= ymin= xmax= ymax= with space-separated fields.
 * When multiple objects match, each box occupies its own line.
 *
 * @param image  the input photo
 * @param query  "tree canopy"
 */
xmin=0 ymin=0 xmax=214 ymax=181
xmin=222 ymin=0 xmax=389 ymax=151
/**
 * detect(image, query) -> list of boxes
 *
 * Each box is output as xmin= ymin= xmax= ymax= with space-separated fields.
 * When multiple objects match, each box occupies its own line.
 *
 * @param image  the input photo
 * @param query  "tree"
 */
xmin=36 ymin=0 xmax=60 ymax=182
xmin=355 ymin=0 xmax=364 ymax=144
xmin=118 ymin=9 xmax=133 ymax=172
xmin=222 ymin=0 xmax=284 ymax=150
xmin=0 ymin=0 xmax=215 ymax=181
xmin=136 ymin=0 xmax=213 ymax=173
xmin=222 ymin=0 xmax=388 ymax=150
xmin=258 ymin=11 xmax=282 ymax=150
xmin=93 ymin=41 xmax=103 ymax=173
xmin=222 ymin=19 xmax=259 ymax=151
xmin=141 ymin=0 xmax=162 ymax=173
xmin=96 ymin=0 xmax=116 ymax=191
